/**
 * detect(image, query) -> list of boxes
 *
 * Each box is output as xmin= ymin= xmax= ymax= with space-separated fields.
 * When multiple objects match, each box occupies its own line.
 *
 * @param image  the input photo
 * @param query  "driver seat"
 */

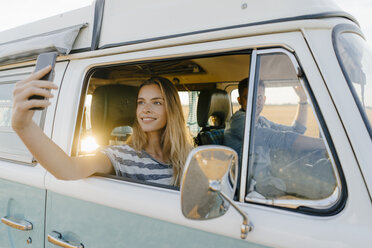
xmin=91 ymin=84 xmax=138 ymax=146
xmin=195 ymin=89 xmax=231 ymax=145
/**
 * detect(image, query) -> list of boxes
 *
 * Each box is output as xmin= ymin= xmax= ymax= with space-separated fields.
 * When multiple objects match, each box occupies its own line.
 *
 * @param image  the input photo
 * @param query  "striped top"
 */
xmin=101 ymin=144 xmax=173 ymax=185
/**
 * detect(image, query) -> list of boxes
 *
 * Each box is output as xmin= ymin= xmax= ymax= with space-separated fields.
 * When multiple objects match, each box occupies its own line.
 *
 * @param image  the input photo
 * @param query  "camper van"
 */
xmin=0 ymin=0 xmax=371 ymax=247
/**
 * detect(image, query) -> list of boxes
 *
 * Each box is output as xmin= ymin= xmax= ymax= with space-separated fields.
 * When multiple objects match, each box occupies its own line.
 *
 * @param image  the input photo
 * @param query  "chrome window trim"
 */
xmin=239 ymin=49 xmax=257 ymax=202
xmin=246 ymin=186 xmax=340 ymax=210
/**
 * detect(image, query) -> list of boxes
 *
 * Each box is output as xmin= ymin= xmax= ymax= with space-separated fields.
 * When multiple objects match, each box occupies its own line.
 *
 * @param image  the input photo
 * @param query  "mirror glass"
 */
xmin=181 ymin=146 xmax=238 ymax=220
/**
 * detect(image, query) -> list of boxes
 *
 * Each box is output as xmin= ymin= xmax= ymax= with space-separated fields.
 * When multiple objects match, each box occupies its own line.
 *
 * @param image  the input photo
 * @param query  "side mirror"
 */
xmin=180 ymin=145 xmax=253 ymax=239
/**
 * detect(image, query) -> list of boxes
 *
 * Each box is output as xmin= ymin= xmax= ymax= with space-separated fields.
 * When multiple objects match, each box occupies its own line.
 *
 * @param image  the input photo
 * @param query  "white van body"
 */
xmin=0 ymin=0 xmax=371 ymax=247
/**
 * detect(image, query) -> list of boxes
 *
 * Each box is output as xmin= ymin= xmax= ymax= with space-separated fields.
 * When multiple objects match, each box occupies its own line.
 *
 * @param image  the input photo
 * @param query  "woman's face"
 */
xmin=136 ymin=84 xmax=167 ymax=134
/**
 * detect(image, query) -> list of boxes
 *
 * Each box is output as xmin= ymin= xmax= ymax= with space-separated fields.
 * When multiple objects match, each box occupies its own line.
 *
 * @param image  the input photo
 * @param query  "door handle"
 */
xmin=1 ymin=216 xmax=33 ymax=231
xmin=48 ymin=231 xmax=84 ymax=248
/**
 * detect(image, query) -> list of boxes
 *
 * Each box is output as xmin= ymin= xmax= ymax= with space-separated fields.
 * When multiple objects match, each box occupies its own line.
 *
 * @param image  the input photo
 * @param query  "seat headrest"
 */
xmin=197 ymin=89 xmax=231 ymax=128
xmin=91 ymin=84 xmax=138 ymax=145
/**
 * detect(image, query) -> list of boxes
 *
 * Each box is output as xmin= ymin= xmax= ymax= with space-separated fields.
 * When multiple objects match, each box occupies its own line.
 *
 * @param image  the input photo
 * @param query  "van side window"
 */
xmin=335 ymin=31 xmax=372 ymax=136
xmin=245 ymin=52 xmax=341 ymax=209
xmin=76 ymin=53 xmax=251 ymax=187
xmin=0 ymin=83 xmax=13 ymax=129
xmin=0 ymin=73 xmax=42 ymax=163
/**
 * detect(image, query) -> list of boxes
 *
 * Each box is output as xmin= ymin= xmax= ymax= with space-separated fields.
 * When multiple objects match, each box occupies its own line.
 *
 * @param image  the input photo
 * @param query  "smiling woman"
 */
xmin=113 ymin=77 xmax=193 ymax=186
xmin=11 ymin=73 xmax=193 ymax=185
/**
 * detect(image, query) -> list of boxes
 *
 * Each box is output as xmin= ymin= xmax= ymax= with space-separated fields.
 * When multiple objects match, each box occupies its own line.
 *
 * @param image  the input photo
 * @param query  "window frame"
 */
xmin=240 ymin=47 xmax=347 ymax=215
xmin=73 ymin=49 xmax=253 ymax=190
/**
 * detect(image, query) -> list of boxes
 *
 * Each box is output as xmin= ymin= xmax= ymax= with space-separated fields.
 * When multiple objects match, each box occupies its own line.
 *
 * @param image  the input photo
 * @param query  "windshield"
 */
xmin=336 ymin=31 xmax=372 ymax=136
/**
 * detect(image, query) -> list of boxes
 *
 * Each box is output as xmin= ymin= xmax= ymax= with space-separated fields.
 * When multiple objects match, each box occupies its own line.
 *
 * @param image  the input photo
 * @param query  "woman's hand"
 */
xmin=11 ymin=66 xmax=58 ymax=132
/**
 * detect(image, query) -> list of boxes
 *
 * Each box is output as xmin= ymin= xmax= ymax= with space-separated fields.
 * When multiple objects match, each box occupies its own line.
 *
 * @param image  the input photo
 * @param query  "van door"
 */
xmin=43 ymin=31 xmax=371 ymax=248
xmin=235 ymin=36 xmax=372 ymax=246
xmin=0 ymin=62 xmax=67 ymax=247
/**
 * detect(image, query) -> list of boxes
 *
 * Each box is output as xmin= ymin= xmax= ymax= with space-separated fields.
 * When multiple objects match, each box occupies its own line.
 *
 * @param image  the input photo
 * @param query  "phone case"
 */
xmin=29 ymin=52 xmax=57 ymax=110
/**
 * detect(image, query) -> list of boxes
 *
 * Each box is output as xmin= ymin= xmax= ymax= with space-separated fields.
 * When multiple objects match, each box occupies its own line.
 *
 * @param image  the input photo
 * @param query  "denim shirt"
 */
xmin=252 ymin=115 xmax=306 ymax=177
xmin=223 ymin=109 xmax=246 ymax=162
xmin=223 ymin=109 xmax=306 ymax=168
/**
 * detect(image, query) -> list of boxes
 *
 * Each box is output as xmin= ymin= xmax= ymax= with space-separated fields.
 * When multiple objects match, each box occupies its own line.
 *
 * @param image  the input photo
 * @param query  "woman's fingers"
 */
xmin=18 ymin=99 xmax=52 ymax=111
xmin=31 ymin=65 xmax=52 ymax=81
xmin=11 ymin=66 xmax=57 ymax=131
xmin=21 ymin=80 xmax=57 ymax=94
xmin=15 ymin=66 xmax=52 ymax=86
xmin=15 ymin=79 xmax=58 ymax=93
xmin=14 ymin=99 xmax=51 ymax=113
xmin=19 ymin=87 xmax=54 ymax=101
xmin=13 ymin=73 xmax=58 ymax=112
xmin=14 ymin=80 xmax=58 ymax=100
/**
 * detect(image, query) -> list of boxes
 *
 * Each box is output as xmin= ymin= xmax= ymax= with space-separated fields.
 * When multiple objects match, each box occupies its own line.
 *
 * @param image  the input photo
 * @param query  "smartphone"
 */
xmin=29 ymin=52 xmax=57 ymax=110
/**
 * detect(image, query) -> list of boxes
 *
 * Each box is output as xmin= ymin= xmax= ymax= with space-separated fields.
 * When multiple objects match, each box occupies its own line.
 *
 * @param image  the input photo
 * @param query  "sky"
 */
xmin=0 ymin=0 xmax=371 ymax=41
xmin=0 ymin=0 xmax=94 ymax=32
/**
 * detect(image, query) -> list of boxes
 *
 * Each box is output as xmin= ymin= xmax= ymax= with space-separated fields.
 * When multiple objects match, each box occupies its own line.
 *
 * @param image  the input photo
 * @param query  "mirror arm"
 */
xmin=212 ymin=188 xmax=254 ymax=239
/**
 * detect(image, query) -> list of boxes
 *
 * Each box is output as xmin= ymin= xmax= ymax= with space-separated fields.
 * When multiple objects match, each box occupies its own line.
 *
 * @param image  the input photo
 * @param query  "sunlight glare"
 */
xmin=81 ymin=136 xmax=99 ymax=153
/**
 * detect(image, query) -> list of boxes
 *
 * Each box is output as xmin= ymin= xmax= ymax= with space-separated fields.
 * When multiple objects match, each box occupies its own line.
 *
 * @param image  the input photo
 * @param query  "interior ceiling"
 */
xmin=89 ymin=54 xmax=251 ymax=90
xmin=88 ymin=52 xmax=302 ymax=94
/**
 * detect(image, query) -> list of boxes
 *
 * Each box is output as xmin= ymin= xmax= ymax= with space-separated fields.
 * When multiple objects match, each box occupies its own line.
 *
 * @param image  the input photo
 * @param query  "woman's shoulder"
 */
xmin=107 ymin=144 xmax=134 ymax=151
xmin=103 ymin=144 xmax=137 ymax=156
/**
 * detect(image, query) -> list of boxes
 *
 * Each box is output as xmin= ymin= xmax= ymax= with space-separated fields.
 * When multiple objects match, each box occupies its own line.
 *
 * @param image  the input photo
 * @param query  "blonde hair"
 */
xmin=127 ymin=77 xmax=193 ymax=186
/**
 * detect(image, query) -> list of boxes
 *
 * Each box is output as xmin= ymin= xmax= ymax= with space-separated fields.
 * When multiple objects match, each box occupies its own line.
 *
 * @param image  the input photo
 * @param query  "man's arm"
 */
xmin=255 ymin=126 xmax=325 ymax=152
xmin=264 ymin=86 xmax=308 ymax=134
xmin=293 ymin=86 xmax=308 ymax=128
xmin=291 ymin=135 xmax=325 ymax=151
xmin=229 ymin=111 xmax=246 ymax=138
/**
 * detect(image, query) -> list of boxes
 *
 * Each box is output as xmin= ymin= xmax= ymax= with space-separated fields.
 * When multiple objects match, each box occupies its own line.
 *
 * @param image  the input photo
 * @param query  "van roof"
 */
xmin=0 ymin=0 xmax=356 ymax=64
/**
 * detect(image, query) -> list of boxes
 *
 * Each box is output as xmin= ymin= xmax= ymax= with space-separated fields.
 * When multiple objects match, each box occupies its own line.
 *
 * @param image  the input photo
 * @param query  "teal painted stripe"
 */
xmin=46 ymin=191 xmax=269 ymax=248
xmin=0 ymin=178 xmax=46 ymax=248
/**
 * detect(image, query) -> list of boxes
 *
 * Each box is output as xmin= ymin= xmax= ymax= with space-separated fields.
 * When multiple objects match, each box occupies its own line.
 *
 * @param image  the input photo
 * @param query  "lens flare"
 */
xmin=81 ymin=136 xmax=99 ymax=152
